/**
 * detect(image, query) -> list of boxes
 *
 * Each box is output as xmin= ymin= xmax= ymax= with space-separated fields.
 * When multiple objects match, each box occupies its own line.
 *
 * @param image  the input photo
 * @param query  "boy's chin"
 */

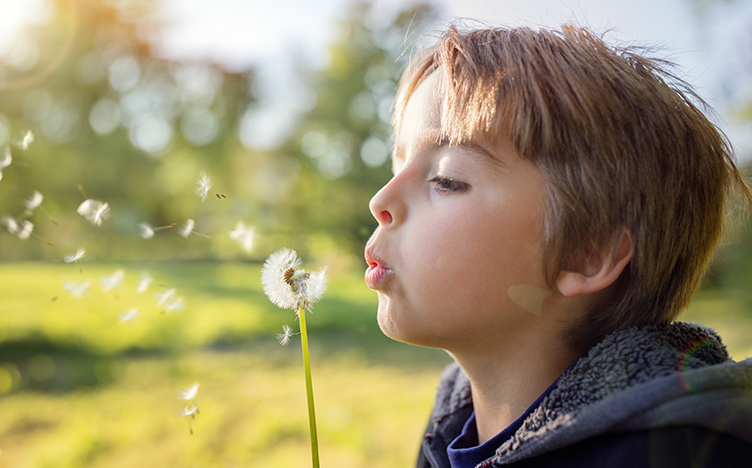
xmin=376 ymin=300 xmax=438 ymax=349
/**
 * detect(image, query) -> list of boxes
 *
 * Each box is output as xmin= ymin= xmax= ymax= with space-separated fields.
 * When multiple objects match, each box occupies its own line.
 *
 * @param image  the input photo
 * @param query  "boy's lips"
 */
xmin=364 ymin=246 xmax=393 ymax=290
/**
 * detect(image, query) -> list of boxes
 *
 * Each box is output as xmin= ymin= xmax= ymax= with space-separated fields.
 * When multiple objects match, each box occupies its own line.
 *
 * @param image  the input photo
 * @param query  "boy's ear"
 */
xmin=555 ymin=229 xmax=633 ymax=297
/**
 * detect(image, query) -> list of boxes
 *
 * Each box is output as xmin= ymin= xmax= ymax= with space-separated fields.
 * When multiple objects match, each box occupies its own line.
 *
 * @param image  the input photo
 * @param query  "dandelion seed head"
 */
xmin=77 ymin=199 xmax=110 ymax=226
xmin=119 ymin=308 xmax=140 ymax=323
xmin=261 ymin=248 xmax=327 ymax=311
xmin=16 ymin=220 xmax=33 ymax=240
xmin=179 ymin=219 xmax=195 ymax=238
xmin=276 ymin=324 xmax=294 ymax=346
xmin=138 ymin=222 xmax=155 ymax=239
xmin=64 ymin=248 xmax=86 ymax=263
xmin=195 ymin=172 xmax=212 ymax=202
xmin=25 ymin=191 xmax=43 ymax=211
xmin=178 ymin=383 xmax=200 ymax=400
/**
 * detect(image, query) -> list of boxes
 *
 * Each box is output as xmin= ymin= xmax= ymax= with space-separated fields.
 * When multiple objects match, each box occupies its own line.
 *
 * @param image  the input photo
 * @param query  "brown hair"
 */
xmin=393 ymin=25 xmax=752 ymax=349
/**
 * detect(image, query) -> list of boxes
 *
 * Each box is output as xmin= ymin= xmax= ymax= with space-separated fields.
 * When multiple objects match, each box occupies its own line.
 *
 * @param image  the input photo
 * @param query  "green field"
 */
xmin=0 ymin=262 xmax=750 ymax=467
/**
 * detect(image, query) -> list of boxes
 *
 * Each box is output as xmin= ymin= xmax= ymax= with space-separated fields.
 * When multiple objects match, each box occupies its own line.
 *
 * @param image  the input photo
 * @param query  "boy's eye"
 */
xmin=427 ymin=176 xmax=469 ymax=195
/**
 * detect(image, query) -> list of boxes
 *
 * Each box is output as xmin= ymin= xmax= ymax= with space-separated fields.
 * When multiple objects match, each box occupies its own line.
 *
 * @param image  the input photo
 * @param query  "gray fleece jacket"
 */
xmin=418 ymin=322 xmax=752 ymax=467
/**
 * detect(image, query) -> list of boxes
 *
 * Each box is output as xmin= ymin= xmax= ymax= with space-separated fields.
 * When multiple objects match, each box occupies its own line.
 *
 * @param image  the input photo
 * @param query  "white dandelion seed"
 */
xmin=163 ymin=296 xmax=185 ymax=313
xmin=138 ymin=222 xmax=154 ymax=239
xmin=229 ymin=221 xmax=256 ymax=253
xmin=181 ymin=404 xmax=200 ymax=418
xmin=276 ymin=324 xmax=294 ymax=346
xmin=179 ymin=219 xmax=195 ymax=238
xmin=195 ymin=172 xmax=212 ymax=202
xmin=63 ymin=280 xmax=91 ymax=299
xmin=64 ymin=248 xmax=86 ymax=263
xmin=16 ymin=220 xmax=33 ymax=240
xmin=119 ymin=308 xmax=140 ymax=323
xmin=20 ymin=130 xmax=34 ymax=150
xmin=178 ymin=383 xmax=200 ymax=400
xmin=77 ymin=199 xmax=110 ymax=226
xmin=25 ymin=191 xmax=43 ymax=211
xmin=155 ymin=288 xmax=176 ymax=308
xmin=2 ymin=216 xmax=19 ymax=235
xmin=136 ymin=272 xmax=152 ymax=293
xmin=100 ymin=269 xmax=125 ymax=292
xmin=261 ymin=248 xmax=327 ymax=311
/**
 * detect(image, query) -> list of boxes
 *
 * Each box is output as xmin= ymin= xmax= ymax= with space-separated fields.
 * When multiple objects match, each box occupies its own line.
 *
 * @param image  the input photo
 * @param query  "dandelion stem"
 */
xmin=298 ymin=306 xmax=320 ymax=468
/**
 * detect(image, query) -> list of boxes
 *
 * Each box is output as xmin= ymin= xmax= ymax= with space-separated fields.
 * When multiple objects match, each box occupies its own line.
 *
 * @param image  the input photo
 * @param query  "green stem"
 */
xmin=298 ymin=307 xmax=320 ymax=468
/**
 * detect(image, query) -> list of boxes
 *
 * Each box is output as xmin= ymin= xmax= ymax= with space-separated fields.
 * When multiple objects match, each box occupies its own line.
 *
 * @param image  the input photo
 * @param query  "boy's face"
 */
xmin=365 ymin=70 xmax=551 ymax=351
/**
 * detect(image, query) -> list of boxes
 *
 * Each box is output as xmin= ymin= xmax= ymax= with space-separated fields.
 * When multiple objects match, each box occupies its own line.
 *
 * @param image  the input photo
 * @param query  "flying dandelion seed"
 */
xmin=25 ymin=191 xmax=43 ymax=211
xmin=77 ymin=199 xmax=110 ymax=226
xmin=178 ymin=383 xmax=200 ymax=400
xmin=1 ymin=216 xmax=19 ymax=235
xmin=162 ymin=296 xmax=185 ymax=313
xmin=155 ymin=288 xmax=176 ymax=308
xmin=277 ymin=324 xmax=295 ymax=346
xmin=119 ymin=308 xmax=140 ymax=323
xmin=64 ymin=248 xmax=86 ymax=263
xmin=20 ymin=130 xmax=34 ymax=150
xmin=195 ymin=172 xmax=212 ymax=202
xmin=16 ymin=220 xmax=33 ymax=240
xmin=0 ymin=147 xmax=11 ymax=182
xmin=181 ymin=404 xmax=200 ymax=435
xmin=100 ymin=269 xmax=125 ymax=292
xmin=136 ymin=273 xmax=152 ymax=293
xmin=63 ymin=280 xmax=91 ymax=299
xmin=229 ymin=221 xmax=256 ymax=253
xmin=138 ymin=222 xmax=155 ymax=239
xmin=261 ymin=248 xmax=328 ymax=312
xmin=179 ymin=219 xmax=195 ymax=238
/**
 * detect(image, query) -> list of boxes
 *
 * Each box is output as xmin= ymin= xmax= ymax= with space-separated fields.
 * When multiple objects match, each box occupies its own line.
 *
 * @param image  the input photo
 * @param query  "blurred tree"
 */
xmin=0 ymin=0 xmax=254 ymax=261
xmin=268 ymin=2 xmax=438 ymax=259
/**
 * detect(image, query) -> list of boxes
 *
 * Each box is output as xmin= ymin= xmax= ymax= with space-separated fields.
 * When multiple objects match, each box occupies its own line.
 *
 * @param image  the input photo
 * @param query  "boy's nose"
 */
xmin=369 ymin=184 xmax=396 ymax=226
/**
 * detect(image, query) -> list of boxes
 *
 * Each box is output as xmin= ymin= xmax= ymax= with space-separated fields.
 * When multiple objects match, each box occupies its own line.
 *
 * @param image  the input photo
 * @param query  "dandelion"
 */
xmin=229 ymin=221 xmax=256 ymax=253
xmin=100 ymin=269 xmax=125 ymax=292
xmin=261 ymin=248 xmax=327 ymax=468
xmin=77 ymin=199 xmax=110 ymax=226
xmin=16 ymin=220 xmax=33 ymax=240
xmin=119 ymin=308 xmax=140 ymax=323
xmin=64 ymin=248 xmax=86 ymax=263
xmin=178 ymin=383 xmax=200 ymax=400
xmin=20 ymin=130 xmax=34 ymax=150
xmin=25 ymin=191 xmax=43 ymax=211
xmin=195 ymin=172 xmax=212 ymax=202
xmin=0 ymin=147 xmax=11 ymax=182
xmin=277 ymin=324 xmax=294 ymax=346
xmin=155 ymin=288 xmax=176 ymax=308
xmin=63 ymin=280 xmax=91 ymax=299
xmin=136 ymin=272 xmax=152 ymax=293
xmin=261 ymin=248 xmax=327 ymax=312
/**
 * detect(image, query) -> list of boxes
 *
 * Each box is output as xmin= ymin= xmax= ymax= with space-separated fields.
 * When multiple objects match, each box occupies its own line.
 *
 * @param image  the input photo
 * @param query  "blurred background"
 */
xmin=0 ymin=0 xmax=751 ymax=466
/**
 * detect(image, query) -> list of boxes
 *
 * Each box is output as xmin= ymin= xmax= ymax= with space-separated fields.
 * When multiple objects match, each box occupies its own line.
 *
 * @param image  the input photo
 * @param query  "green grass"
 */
xmin=1 ymin=261 xmax=751 ymax=467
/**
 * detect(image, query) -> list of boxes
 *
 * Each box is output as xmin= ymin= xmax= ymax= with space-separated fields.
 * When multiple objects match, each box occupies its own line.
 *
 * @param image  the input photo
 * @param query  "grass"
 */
xmin=1 ymin=261 xmax=750 ymax=467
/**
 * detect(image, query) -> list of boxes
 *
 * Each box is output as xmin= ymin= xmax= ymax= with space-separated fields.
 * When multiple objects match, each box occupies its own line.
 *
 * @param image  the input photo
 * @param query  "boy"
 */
xmin=364 ymin=25 xmax=752 ymax=467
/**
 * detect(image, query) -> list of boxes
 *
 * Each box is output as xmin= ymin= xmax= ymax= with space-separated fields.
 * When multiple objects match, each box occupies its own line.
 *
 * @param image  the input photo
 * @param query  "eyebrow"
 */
xmin=392 ymin=129 xmax=510 ymax=173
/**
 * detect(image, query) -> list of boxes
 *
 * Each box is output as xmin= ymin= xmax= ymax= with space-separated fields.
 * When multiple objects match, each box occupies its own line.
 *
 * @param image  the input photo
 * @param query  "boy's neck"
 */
xmin=452 ymin=333 xmax=580 ymax=444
